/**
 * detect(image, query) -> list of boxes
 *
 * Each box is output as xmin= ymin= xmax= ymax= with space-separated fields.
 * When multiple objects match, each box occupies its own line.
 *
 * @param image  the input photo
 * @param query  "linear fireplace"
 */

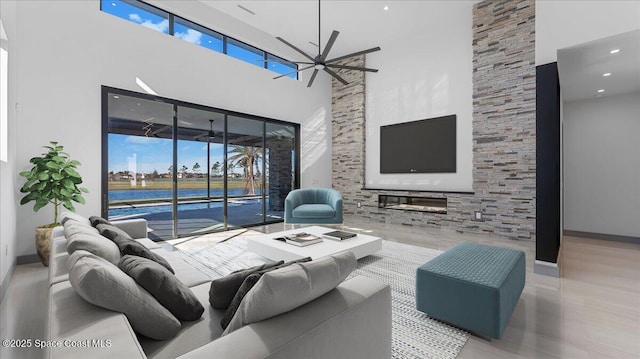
xmin=378 ymin=195 xmax=447 ymax=214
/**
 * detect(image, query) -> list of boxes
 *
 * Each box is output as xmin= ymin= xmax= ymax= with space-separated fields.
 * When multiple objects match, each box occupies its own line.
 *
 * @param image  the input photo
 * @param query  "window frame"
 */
xmin=100 ymin=0 xmax=298 ymax=79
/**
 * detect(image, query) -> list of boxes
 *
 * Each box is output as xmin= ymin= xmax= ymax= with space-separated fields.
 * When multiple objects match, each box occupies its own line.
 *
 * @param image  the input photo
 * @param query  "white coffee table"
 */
xmin=247 ymin=226 xmax=382 ymax=261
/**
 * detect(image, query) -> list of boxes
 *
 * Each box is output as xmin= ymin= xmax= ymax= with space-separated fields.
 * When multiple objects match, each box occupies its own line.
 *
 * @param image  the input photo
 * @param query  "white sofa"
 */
xmin=46 ymin=215 xmax=392 ymax=359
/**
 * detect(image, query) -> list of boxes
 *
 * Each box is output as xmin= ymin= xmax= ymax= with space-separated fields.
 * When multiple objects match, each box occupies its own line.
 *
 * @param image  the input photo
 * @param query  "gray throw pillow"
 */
xmin=66 ymin=231 xmax=121 ymax=265
xmin=67 ymin=250 xmax=181 ymax=340
xmin=119 ymin=255 xmax=204 ymax=321
xmin=223 ymin=252 xmax=356 ymax=335
xmin=97 ymin=223 xmax=133 ymax=242
xmin=209 ymin=261 xmax=284 ymax=309
xmin=119 ymin=241 xmax=175 ymax=274
xmin=220 ymin=257 xmax=312 ymax=330
xmin=89 ymin=215 xmax=111 ymax=228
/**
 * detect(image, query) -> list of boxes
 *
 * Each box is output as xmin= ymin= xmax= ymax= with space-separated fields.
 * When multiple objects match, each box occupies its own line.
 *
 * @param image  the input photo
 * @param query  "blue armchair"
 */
xmin=284 ymin=188 xmax=343 ymax=225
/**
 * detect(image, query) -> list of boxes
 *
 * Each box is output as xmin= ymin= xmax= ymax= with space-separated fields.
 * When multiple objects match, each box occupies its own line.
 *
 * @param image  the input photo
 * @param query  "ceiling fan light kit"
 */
xmin=273 ymin=0 xmax=381 ymax=87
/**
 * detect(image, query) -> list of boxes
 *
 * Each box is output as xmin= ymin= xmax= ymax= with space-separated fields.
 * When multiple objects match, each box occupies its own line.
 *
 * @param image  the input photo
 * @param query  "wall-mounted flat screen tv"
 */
xmin=380 ymin=115 xmax=456 ymax=173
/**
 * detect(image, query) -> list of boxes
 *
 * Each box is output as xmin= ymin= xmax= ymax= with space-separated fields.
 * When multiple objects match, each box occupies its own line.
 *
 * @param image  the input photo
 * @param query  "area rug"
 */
xmin=173 ymin=230 xmax=469 ymax=359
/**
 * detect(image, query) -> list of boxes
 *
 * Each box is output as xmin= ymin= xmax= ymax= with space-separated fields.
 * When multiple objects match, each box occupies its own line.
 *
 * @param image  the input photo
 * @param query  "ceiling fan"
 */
xmin=273 ymin=0 xmax=381 ymax=87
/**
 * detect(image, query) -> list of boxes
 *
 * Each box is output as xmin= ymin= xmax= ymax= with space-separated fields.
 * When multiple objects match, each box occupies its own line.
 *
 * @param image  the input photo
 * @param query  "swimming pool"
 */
xmin=108 ymin=199 xmax=259 ymax=218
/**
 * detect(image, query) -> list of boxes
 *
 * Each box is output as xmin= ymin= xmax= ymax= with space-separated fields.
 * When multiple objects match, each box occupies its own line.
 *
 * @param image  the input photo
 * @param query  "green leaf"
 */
xmin=52 ymin=156 xmax=66 ymax=163
xmin=38 ymin=172 xmax=49 ymax=181
xmin=33 ymin=198 xmax=49 ymax=212
xmin=51 ymin=172 xmax=63 ymax=181
xmin=79 ymin=187 xmax=89 ymax=193
xmin=61 ymin=179 xmax=74 ymax=190
xmin=45 ymin=161 xmax=60 ymax=170
xmin=37 ymin=182 xmax=47 ymax=191
xmin=20 ymin=195 xmax=33 ymax=205
xmin=64 ymin=167 xmax=81 ymax=178
xmin=72 ymin=195 xmax=85 ymax=204
xmin=19 ymin=171 xmax=32 ymax=178
xmin=68 ymin=160 xmax=81 ymax=166
xmin=21 ymin=178 xmax=37 ymax=191
xmin=62 ymin=201 xmax=75 ymax=212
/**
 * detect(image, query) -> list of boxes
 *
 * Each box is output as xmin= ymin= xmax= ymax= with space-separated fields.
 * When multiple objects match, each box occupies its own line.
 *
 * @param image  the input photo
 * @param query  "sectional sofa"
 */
xmin=45 ymin=213 xmax=392 ymax=358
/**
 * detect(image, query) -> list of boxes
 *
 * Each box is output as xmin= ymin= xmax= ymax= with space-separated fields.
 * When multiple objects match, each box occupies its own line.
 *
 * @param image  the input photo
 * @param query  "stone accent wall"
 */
xmin=331 ymin=0 xmax=536 ymax=240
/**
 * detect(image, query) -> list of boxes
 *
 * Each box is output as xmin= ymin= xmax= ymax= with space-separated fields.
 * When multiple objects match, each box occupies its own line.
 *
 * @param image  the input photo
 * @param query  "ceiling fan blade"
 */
xmin=326 ymin=64 xmax=379 ymax=73
xmin=307 ymin=69 xmax=319 ymax=87
xmin=319 ymin=30 xmax=340 ymax=62
xmin=276 ymin=37 xmax=316 ymax=62
xmin=326 ymin=46 xmax=381 ymax=64
xmin=273 ymin=65 xmax=315 ymax=80
xmin=323 ymin=67 xmax=349 ymax=85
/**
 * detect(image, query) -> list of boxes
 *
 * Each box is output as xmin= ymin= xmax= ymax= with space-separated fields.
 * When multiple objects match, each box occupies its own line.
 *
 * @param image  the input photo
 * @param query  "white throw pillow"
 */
xmin=223 ymin=251 xmax=356 ymax=335
xmin=66 ymin=231 xmax=120 ymax=265
xmin=60 ymin=212 xmax=91 ymax=226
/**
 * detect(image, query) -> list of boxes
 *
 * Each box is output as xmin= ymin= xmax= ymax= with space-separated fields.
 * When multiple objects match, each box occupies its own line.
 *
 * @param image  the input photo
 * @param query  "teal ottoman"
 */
xmin=416 ymin=242 xmax=525 ymax=339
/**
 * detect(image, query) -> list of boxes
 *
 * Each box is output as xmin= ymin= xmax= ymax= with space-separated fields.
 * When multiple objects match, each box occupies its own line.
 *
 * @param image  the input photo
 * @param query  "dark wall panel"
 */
xmin=536 ymin=63 xmax=561 ymax=263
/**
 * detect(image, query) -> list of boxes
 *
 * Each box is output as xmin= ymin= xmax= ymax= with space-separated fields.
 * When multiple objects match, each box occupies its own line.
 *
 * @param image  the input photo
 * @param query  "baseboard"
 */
xmin=0 ymin=261 xmax=17 ymax=304
xmin=563 ymin=230 xmax=640 ymax=244
xmin=534 ymin=260 xmax=560 ymax=278
xmin=17 ymin=254 xmax=40 ymax=265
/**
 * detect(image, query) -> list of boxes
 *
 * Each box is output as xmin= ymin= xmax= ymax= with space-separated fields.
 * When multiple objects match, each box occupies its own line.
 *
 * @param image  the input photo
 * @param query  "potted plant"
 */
xmin=19 ymin=141 xmax=88 ymax=266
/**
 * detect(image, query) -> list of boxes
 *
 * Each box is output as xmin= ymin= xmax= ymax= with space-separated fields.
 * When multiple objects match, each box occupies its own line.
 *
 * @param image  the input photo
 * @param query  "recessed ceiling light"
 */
xmin=113 ymin=95 xmax=119 ymax=99
xmin=610 ymin=49 xmax=620 ymax=54
xmin=383 ymin=5 xmax=389 ymax=11
xmin=603 ymin=73 xmax=611 ymax=77
xmin=597 ymin=89 xmax=605 ymax=93
xmin=111 ymin=2 xmax=116 ymax=6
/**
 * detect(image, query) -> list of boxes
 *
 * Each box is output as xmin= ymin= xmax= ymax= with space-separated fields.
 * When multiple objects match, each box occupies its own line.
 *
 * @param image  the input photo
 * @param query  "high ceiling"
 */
xmin=200 ymin=0 xmax=456 ymax=62
xmin=558 ymin=29 xmax=640 ymax=103
xmin=203 ymin=1 xmax=639 ymax=104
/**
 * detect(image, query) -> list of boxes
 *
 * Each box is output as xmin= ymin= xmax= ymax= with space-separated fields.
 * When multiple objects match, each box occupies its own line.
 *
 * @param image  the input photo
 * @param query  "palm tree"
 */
xmin=211 ymin=161 xmax=221 ymax=177
xmin=228 ymin=145 xmax=262 ymax=195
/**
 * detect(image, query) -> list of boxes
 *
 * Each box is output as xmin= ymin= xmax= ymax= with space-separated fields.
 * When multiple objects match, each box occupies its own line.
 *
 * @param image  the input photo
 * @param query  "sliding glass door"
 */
xmin=102 ymin=87 xmax=299 ymax=240
xmin=176 ymin=106 xmax=226 ymax=236
xmin=105 ymin=93 xmax=174 ymax=240
xmin=226 ymin=115 xmax=264 ymax=228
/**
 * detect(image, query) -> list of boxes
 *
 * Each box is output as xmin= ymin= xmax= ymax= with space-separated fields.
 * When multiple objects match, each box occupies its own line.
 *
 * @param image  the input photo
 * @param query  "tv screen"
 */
xmin=380 ymin=115 xmax=456 ymax=174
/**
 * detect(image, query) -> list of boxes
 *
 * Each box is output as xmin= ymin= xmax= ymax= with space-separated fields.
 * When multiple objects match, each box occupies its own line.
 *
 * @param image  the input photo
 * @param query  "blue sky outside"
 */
xmin=109 ymin=133 xmax=225 ymax=175
xmin=108 ymin=133 xmax=270 ymax=177
xmin=102 ymin=0 xmax=296 ymax=78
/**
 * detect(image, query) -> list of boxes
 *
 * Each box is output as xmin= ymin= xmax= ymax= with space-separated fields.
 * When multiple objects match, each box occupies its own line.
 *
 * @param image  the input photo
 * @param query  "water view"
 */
xmin=109 ymin=188 xmax=261 ymax=201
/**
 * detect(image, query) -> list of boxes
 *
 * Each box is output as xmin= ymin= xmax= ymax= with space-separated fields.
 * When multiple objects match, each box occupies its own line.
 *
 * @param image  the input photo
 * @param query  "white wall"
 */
xmin=536 ymin=0 xmax=640 ymax=65
xmin=0 ymin=1 xmax=18 ymax=295
xmin=13 ymin=0 xmax=332 ymax=257
xmin=563 ymin=91 xmax=640 ymax=237
xmin=365 ymin=1 xmax=474 ymax=192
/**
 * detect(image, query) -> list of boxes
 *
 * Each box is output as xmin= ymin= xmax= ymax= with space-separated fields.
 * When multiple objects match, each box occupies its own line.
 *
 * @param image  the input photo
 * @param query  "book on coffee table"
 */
xmin=322 ymin=230 xmax=357 ymax=241
xmin=284 ymin=232 xmax=323 ymax=247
